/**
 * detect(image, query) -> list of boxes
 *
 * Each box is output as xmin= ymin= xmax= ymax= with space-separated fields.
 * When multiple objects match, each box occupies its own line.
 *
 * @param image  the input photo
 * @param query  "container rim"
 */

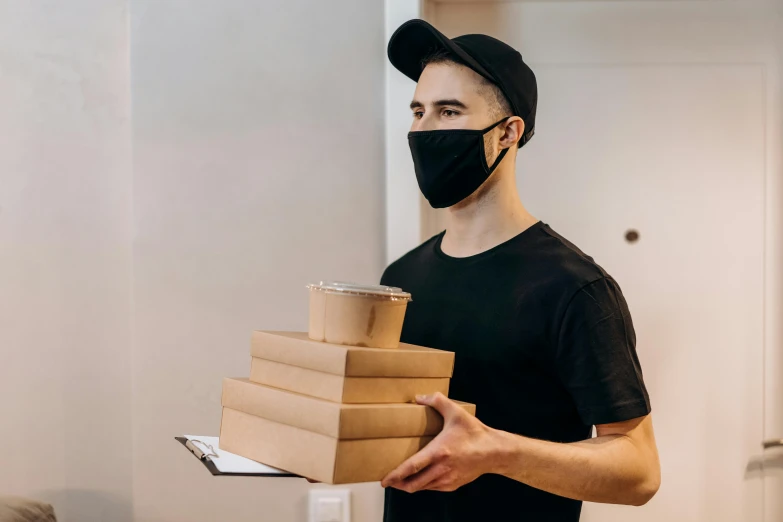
xmin=306 ymin=281 xmax=412 ymax=301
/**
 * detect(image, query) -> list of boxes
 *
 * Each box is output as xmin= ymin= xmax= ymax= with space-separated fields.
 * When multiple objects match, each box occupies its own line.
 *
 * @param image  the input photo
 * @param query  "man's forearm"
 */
xmin=486 ymin=416 xmax=660 ymax=506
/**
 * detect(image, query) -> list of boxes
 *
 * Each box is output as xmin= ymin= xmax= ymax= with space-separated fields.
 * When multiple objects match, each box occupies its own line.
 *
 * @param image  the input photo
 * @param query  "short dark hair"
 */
xmin=421 ymin=48 xmax=513 ymax=120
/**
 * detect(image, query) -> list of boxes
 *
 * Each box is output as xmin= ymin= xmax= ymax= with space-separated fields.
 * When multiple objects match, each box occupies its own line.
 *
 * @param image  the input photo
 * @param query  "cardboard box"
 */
xmin=219 ymin=407 xmax=434 ymax=484
xmin=222 ymin=377 xmax=476 ymax=439
xmin=251 ymin=331 xmax=454 ymax=378
xmin=249 ymin=358 xmax=450 ymax=403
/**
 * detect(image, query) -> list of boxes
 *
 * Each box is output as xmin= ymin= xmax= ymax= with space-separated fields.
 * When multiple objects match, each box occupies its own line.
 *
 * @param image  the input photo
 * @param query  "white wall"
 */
xmin=0 ymin=2 xmax=134 ymax=522
xmin=130 ymin=1 xmax=387 ymax=521
xmin=384 ymin=0 xmax=423 ymax=265
xmin=1 ymin=1 xmax=388 ymax=521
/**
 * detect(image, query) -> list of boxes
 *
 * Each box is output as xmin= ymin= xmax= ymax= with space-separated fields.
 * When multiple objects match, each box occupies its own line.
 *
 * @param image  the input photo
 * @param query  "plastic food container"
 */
xmin=306 ymin=281 xmax=412 ymax=349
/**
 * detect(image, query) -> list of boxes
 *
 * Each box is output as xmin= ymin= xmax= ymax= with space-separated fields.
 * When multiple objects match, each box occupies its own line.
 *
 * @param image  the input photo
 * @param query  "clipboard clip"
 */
xmin=185 ymin=439 xmax=219 ymax=460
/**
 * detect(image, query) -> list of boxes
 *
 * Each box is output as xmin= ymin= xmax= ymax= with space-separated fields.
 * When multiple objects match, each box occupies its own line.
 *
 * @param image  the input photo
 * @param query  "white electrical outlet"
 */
xmin=308 ymin=489 xmax=351 ymax=522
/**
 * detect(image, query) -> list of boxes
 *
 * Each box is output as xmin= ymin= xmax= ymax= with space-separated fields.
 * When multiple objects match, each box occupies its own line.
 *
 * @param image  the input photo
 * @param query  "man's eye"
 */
xmin=413 ymin=111 xmax=424 ymax=119
xmin=443 ymin=109 xmax=459 ymax=117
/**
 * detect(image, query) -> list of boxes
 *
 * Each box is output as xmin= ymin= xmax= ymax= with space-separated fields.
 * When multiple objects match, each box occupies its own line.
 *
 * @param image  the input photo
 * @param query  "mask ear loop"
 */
xmin=485 ymin=147 xmax=509 ymax=174
xmin=480 ymin=116 xmax=511 ymax=133
xmin=481 ymin=117 xmax=512 ymax=174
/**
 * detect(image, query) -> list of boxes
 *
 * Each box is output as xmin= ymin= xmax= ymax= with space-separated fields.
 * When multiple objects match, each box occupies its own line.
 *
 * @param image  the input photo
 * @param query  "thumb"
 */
xmin=416 ymin=392 xmax=458 ymax=418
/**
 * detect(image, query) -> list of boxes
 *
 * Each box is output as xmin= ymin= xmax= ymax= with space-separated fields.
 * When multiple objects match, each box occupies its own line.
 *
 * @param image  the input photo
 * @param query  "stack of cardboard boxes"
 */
xmin=218 ymin=282 xmax=476 ymax=484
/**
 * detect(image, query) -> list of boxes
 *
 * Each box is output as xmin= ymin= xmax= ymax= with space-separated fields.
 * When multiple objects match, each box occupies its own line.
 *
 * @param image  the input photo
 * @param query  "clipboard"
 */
xmin=176 ymin=436 xmax=298 ymax=477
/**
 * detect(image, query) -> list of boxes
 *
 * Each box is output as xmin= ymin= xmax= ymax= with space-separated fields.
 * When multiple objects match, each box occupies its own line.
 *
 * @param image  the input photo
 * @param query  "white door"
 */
xmin=386 ymin=1 xmax=783 ymax=521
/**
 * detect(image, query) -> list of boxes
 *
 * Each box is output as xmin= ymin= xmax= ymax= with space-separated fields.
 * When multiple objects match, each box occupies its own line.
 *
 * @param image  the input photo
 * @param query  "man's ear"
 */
xmin=500 ymin=117 xmax=525 ymax=148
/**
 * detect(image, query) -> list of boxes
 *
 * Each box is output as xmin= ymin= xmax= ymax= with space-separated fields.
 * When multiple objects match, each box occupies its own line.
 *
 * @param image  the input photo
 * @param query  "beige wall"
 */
xmin=1 ymin=0 xmax=387 ymax=521
xmin=129 ymin=1 xmax=387 ymax=521
xmin=0 ymin=1 xmax=134 ymax=521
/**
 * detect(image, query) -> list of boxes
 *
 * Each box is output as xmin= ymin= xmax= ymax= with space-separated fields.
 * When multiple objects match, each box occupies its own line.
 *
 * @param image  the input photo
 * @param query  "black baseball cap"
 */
xmin=387 ymin=19 xmax=537 ymax=148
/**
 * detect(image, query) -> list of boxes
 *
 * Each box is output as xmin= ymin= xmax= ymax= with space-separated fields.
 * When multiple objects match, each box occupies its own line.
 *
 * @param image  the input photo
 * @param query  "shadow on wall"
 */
xmin=37 ymin=489 xmax=132 ymax=522
xmin=745 ymin=450 xmax=783 ymax=479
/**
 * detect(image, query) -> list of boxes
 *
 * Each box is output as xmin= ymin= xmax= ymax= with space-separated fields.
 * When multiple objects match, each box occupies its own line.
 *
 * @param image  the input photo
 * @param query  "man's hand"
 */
xmin=381 ymin=392 xmax=501 ymax=493
xmin=380 ymin=393 xmax=660 ymax=505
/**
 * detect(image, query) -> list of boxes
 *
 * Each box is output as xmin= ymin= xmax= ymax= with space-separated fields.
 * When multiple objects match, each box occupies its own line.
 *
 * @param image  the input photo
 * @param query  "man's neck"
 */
xmin=440 ymin=165 xmax=538 ymax=258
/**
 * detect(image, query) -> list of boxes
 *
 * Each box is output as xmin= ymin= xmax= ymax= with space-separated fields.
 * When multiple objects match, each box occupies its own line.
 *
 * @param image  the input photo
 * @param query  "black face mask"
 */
xmin=408 ymin=117 xmax=510 ymax=208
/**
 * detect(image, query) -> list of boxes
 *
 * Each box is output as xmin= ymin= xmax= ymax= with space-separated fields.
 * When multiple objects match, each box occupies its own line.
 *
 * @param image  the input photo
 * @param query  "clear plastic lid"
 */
xmin=306 ymin=281 xmax=412 ymax=301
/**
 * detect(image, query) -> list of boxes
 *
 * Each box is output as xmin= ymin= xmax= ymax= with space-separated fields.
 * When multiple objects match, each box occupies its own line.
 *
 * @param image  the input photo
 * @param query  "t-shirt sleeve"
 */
xmin=379 ymin=263 xmax=398 ymax=287
xmin=554 ymin=276 xmax=651 ymax=426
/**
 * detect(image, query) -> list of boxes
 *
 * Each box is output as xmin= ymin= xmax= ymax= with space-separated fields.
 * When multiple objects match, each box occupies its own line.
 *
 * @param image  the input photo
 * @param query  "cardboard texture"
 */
xmin=308 ymin=290 xmax=408 ymax=349
xmin=220 ymin=407 xmax=434 ymax=484
xmin=249 ymin=358 xmax=450 ymax=404
xmin=250 ymin=331 xmax=454 ymax=378
xmin=222 ymin=377 xmax=476 ymax=439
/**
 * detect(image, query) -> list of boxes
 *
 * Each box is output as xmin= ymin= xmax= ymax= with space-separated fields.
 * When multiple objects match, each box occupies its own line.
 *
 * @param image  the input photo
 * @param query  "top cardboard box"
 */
xmin=251 ymin=331 xmax=454 ymax=378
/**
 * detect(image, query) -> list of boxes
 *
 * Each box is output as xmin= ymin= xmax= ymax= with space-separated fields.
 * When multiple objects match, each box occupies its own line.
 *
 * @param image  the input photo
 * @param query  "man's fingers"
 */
xmin=422 ymin=477 xmax=458 ymax=492
xmin=391 ymin=463 xmax=449 ymax=494
xmin=416 ymin=392 xmax=458 ymax=418
xmin=381 ymin=446 xmax=436 ymax=487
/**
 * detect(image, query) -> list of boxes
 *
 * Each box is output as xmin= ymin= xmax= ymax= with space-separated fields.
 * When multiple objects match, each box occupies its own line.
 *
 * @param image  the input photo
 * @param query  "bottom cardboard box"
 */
xmin=219 ymin=407 xmax=433 ymax=484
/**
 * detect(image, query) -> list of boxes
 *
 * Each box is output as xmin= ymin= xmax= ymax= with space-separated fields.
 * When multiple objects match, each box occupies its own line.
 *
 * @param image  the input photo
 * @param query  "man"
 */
xmin=379 ymin=20 xmax=660 ymax=522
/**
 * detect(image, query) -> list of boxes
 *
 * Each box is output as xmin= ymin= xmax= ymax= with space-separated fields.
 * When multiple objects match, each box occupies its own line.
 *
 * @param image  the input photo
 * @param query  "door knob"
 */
xmin=762 ymin=439 xmax=783 ymax=449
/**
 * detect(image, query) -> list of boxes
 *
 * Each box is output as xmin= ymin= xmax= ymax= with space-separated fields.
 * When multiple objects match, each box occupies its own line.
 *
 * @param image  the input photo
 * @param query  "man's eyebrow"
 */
xmin=434 ymin=99 xmax=468 ymax=109
xmin=409 ymin=99 xmax=469 ymax=110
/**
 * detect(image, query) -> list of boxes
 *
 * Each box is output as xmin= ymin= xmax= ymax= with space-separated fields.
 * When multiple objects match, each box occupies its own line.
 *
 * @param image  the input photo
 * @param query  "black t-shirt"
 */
xmin=380 ymin=221 xmax=651 ymax=522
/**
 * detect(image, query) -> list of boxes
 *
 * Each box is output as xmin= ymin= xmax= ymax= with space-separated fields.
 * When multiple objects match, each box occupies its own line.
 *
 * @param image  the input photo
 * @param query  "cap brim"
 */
xmin=387 ymin=19 xmax=494 ymax=83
